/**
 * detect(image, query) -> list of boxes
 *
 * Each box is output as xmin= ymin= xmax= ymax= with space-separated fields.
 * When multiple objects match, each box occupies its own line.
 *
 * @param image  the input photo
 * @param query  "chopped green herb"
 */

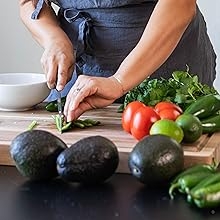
xmin=119 ymin=68 xmax=218 ymax=112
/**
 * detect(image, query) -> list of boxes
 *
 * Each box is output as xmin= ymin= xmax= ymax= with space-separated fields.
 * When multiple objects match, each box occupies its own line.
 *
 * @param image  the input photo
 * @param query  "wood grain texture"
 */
xmin=0 ymin=104 xmax=219 ymax=173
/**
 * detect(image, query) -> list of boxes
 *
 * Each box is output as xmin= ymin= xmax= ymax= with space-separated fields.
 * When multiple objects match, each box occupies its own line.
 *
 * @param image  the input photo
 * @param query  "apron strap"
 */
xmin=63 ymin=9 xmax=93 ymax=57
xmin=31 ymin=0 xmax=45 ymax=19
xmin=63 ymin=9 xmax=93 ymax=76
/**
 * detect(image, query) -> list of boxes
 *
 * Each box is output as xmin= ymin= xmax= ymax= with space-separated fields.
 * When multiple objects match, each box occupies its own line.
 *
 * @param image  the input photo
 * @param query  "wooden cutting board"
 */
xmin=0 ymin=104 xmax=220 ymax=173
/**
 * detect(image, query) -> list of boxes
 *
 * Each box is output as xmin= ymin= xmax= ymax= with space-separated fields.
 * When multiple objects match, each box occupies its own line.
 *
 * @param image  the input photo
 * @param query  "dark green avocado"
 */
xmin=10 ymin=130 xmax=67 ymax=181
xmin=56 ymin=135 xmax=119 ymax=184
xmin=128 ymin=134 xmax=184 ymax=186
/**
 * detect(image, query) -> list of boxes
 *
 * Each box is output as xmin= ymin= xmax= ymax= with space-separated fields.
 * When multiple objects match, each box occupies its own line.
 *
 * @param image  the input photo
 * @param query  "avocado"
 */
xmin=56 ymin=135 xmax=119 ymax=184
xmin=128 ymin=134 xmax=184 ymax=186
xmin=10 ymin=130 xmax=67 ymax=181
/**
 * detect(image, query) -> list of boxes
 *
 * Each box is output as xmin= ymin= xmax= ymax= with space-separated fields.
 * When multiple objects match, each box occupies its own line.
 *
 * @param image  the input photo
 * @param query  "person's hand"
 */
xmin=41 ymin=38 xmax=75 ymax=90
xmin=64 ymin=75 xmax=124 ymax=122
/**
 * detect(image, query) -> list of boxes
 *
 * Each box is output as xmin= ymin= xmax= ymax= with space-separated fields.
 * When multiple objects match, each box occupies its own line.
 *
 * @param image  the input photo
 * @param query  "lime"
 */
xmin=175 ymin=114 xmax=203 ymax=143
xmin=149 ymin=119 xmax=184 ymax=143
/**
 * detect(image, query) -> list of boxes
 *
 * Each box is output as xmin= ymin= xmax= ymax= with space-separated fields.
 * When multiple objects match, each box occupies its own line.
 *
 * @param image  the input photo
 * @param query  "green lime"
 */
xmin=175 ymin=113 xmax=203 ymax=143
xmin=149 ymin=119 xmax=184 ymax=143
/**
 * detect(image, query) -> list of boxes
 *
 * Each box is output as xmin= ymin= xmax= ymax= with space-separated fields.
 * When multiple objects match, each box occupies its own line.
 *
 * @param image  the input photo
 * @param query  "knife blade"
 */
xmin=56 ymin=89 xmax=64 ymax=133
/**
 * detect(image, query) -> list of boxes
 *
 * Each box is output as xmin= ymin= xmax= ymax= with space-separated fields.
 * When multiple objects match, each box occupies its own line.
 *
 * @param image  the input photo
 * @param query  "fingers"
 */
xmin=41 ymin=54 xmax=57 ymax=89
xmin=56 ymin=63 xmax=74 ymax=91
xmin=56 ymin=54 xmax=75 ymax=91
xmin=63 ymin=76 xmax=121 ymax=122
xmin=65 ymin=76 xmax=96 ymax=110
xmin=66 ymin=101 xmax=94 ymax=122
xmin=63 ymin=75 xmax=126 ymax=122
xmin=41 ymin=45 xmax=75 ymax=90
xmin=64 ymin=78 xmax=97 ymax=121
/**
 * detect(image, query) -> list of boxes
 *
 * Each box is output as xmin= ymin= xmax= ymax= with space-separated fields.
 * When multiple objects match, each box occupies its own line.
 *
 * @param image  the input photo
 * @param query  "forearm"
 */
xmin=113 ymin=0 xmax=197 ymax=93
xmin=19 ymin=1 xmax=75 ymax=89
xmin=19 ymin=1 xmax=72 ymax=49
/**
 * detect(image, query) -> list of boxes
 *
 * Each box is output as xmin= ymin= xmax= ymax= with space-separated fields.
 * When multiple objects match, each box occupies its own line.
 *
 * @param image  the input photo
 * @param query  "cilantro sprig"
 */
xmin=119 ymin=69 xmax=218 ymax=112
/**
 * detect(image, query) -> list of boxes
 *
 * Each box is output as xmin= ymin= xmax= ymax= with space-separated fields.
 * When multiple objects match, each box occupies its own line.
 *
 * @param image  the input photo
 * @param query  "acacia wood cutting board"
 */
xmin=0 ymin=104 xmax=219 ymax=173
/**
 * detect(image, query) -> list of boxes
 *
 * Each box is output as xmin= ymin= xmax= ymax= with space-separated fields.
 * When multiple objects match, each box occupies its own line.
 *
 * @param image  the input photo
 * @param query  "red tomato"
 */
xmin=130 ymin=106 xmax=160 ymax=140
xmin=154 ymin=101 xmax=183 ymax=114
xmin=158 ymin=108 xmax=181 ymax=121
xmin=122 ymin=101 xmax=145 ymax=133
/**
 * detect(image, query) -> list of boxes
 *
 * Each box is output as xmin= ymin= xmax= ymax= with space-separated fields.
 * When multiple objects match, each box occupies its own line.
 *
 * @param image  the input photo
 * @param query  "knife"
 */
xmin=56 ymin=89 xmax=64 ymax=133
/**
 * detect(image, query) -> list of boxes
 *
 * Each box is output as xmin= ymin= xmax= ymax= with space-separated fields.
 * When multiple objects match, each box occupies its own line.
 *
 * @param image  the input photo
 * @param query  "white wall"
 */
xmin=198 ymin=0 xmax=220 ymax=92
xmin=0 ymin=2 xmax=43 ymax=73
xmin=0 ymin=1 xmax=219 ymax=91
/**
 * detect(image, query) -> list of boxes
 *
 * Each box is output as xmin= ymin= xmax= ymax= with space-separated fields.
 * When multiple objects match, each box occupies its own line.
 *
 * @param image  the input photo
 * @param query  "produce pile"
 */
xmin=121 ymin=94 xmax=220 ymax=143
xmin=128 ymin=134 xmax=220 ymax=209
xmin=120 ymin=70 xmax=220 ymax=209
xmin=119 ymin=70 xmax=218 ymax=112
xmin=9 ymin=69 xmax=220 ymax=210
xmin=169 ymin=162 xmax=220 ymax=208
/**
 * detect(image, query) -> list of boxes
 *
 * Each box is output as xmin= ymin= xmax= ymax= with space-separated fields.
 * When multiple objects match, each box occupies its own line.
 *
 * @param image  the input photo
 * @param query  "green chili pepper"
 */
xmin=184 ymin=94 xmax=220 ymax=119
xmin=45 ymin=96 xmax=66 ymax=112
xmin=27 ymin=120 xmax=38 ymax=131
xmin=171 ymin=164 xmax=217 ymax=185
xmin=187 ymin=172 xmax=220 ymax=205
xmin=83 ymin=118 xmax=101 ymax=126
xmin=81 ymin=121 xmax=93 ymax=127
xmin=61 ymin=121 xmax=73 ymax=132
xmin=72 ymin=119 xmax=101 ymax=128
xmin=191 ymin=172 xmax=220 ymax=193
xmin=72 ymin=121 xmax=85 ymax=128
xmin=52 ymin=115 xmax=100 ymax=132
xmin=192 ymin=181 xmax=220 ymax=208
xmin=54 ymin=114 xmax=64 ymax=133
xmin=201 ymin=114 xmax=220 ymax=134
xmin=169 ymin=172 xmax=215 ymax=200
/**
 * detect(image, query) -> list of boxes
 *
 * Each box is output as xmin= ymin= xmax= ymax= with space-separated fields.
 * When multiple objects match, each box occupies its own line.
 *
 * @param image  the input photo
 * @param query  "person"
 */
xmin=19 ymin=0 xmax=216 ymax=122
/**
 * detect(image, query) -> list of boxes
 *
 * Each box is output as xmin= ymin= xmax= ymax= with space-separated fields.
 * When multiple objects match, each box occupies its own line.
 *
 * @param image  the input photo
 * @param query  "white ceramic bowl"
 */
xmin=0 ymin=73 xmax=50 ymax=111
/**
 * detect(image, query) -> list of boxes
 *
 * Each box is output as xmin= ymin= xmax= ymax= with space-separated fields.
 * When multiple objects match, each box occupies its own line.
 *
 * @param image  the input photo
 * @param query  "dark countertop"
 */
xmin=0 ymin=165 xmax=220 ymax=220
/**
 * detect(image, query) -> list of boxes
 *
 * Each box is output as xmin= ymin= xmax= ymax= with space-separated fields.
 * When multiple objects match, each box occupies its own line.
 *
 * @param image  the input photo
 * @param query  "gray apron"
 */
xmin=32 ymin=0 xmax=217 ymax=101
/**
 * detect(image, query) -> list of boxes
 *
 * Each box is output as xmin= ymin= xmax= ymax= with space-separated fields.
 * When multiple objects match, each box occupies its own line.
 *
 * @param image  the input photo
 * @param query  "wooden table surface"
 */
xmin=0 ymin=103 xmax=220 ymax=173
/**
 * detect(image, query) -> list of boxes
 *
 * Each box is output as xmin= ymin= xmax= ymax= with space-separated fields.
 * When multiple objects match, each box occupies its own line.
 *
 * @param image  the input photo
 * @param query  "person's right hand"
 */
xmin=41 ymin=38 xmax=75 ymax=91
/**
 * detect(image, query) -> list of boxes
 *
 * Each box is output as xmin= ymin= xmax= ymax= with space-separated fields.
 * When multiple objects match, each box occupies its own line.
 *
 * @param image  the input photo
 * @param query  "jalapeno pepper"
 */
xmin=45 ymin=96 xmax=66 ymax=112
xmin=61 ymin=121 xmax=73 ymax=132
xmin=192 ymin=171 xmax=220 ymax=193
xmin=192 ymin=182 xmax=220 ymax=208
xmin=169 ymin=171 xmax=215 ymax=199
xmin=52 ymin=115 xmax=101 ymax=133
xmin=187 ymin=173 xmax=220 ymax=208
xmin=184 ymin=94 xmax=220 ymax=119
xmin=171 ymin=163 xmax=217 ymax=185
xmin=201 ymin=114 xmax=220 ymax=134
xmin=169 ymin=163 xmax=218 ymax=199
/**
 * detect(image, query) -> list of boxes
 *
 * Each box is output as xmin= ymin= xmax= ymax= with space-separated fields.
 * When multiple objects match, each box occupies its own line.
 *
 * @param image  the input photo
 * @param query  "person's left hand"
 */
xmin=63 ymin=75 xmax=124 ymax=122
